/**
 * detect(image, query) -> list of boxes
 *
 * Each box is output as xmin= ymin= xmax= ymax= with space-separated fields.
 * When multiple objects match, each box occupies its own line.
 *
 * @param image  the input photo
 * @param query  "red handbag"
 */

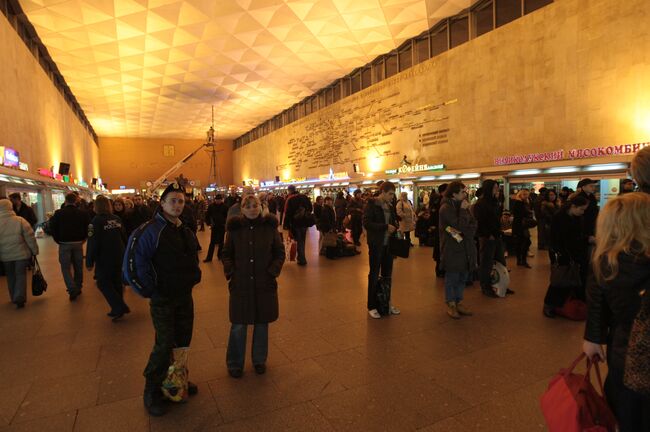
xmin=540 ymin=353 xmax=617 ymax=432
xmin=556 ymin=298 xmax=588 ymax=321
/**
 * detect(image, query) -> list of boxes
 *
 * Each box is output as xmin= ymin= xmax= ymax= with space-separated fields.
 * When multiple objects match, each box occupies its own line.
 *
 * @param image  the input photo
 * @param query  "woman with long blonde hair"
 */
xmin=583 ymin=192 xmax=650 ymax=431
xmin=511 ymin=188 xmax=534 ymax=268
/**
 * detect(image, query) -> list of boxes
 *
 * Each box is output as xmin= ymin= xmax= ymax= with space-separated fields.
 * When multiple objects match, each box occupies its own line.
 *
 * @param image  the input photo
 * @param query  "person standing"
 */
xmin=131 ymin=194 xmax=153 ymax=229
xmin=511 ymin=189 xmax=533 ymax=268
xmin=540 ymin=190 xmax=560 ymax=263
xmin=473 ymin=180 xmax=508 ymax=298
xmin=48 ymin=192 xmax=90 ymax=301
xmin=0 ymin=199 xmax=39 ymax=308
xmin=317 ymin=196 xmax=337 ymax=257
xmin=203 ymin=194 xmax=229 ymax=262
xmin=313 ymin=196 xmax=323 ymax=225
xmin=396 ymin=192 xmax=415 ymax=246
xmin=583 ymin=192 xmax=650 ymax=431
xmin=439 ymin=181 xmax=477 ymax=319
xmin=86 ymin=195 xmax=129 ymax=320
xmin=283 ymin=185 xmax=313 ymax=266
xmin=576 ymin=178 xmax=599 ymax=247
xmin=363 ymin=181 xmax=401 ymax=319
xmin=122 ymin=182 xmax=201 ymax=417
xmin=222 ymin=193 xmax=285 ymax=378
xmin=334 ymin=192 xmax=348 ymax=232
xmin=347 ymin=190 xmax=364 ymax=246
xmin=618 ymin=179 xmax=635 ymax=195
xmin=8 ymin=193 xmax=37 ymax=228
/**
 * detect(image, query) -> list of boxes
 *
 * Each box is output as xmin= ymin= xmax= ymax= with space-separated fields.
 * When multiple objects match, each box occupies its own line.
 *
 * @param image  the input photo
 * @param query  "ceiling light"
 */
xmin=545 ymin=166 xmax=579 ymax=174
xmin=584 ymin=163 xmax=628 ymax=171
xmin=459 ymin=173 xmax=480 ymax=179
xmin=362 ymin=180 xmax=373 ymax=185
xmin=511 ymin=169 xmax=542 ymax=176
xmin=437 ymin=174 xmax=457 ymax=180
xmin=417 ymin=176 xmax=437 ymax=181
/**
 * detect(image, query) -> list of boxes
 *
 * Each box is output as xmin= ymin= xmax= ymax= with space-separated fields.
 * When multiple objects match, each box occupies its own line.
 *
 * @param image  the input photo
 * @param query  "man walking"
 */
xmin=48 ymin=193 xmax=90 ymax=300
xmin=123 ymin=182 xmax=201 ymax=416
xmin=9 ymin=192 xmax=37 ymax=228
xmin=282 ymin=185 xmax=313 ymax=266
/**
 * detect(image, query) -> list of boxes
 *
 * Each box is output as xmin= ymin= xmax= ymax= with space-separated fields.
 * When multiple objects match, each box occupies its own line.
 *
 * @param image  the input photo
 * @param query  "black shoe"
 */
xmin=517 ymin=262 xmax=532 ymax=269
xmin=465 ymin=281 xmax=474 ymax=286
xmin=254 ymin=364 xmax=266 ymax=375
xmin=202 ymin=259 xmax=212 ymax=263
xmin=143 ymin=389 xmax=167 ymax=417
xmin=16 ymin=302 xmax=25 ymax=309
xmin=482 ymin=289 xmax=499 ymax=298
xmin=124 ymin=305 xmax=131 ymax=314
xmin=297 ymin=261 xmax=307 ymax=266
xmin=69 ymin=292 xmax=81 ymax=301
xmin=506 ymin=288 xmax=515 ymax=295
xmin=187 ymin=381 xmax=198 ymax=396
xmin=228 ymin=368 xmax=243 ymax=379
xmin=543 ymin=305 xmax=556 ymax=318
xmin=111 ymin=313 xmax=125 ymax=322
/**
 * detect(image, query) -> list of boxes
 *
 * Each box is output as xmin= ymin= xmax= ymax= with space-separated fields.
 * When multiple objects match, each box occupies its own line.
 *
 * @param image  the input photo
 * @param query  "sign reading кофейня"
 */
xmin=494 ymin=142 xmax=649 ymax=166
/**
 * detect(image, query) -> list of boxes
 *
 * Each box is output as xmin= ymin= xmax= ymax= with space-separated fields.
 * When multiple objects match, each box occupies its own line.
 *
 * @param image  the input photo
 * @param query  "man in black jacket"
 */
xmin=283 ymin=185 xmax=313 ymax=266
xmin=9 ymin=193 xmax=37 ymax=228
xmin=576 ymin=178 xmax=599 ymax=245
xmin=473 ymin=179 xmax=508 ymax=298
xmin=203 ymin=194 xmax=229 ymax=262
xmin=363 ymin=181 xmax=401 ymax=319
xmin=48 ymin=193 xmax=91 ymax=300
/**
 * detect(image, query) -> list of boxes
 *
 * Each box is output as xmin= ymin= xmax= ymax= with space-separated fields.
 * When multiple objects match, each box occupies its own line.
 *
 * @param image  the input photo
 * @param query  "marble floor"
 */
xmin=0 ymin=228 xmax=588 ymax=431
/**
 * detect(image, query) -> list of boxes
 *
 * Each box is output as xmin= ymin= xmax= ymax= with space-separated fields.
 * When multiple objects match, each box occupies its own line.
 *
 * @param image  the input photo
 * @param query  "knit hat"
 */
xmin=160 ymin=182 xmax=184 ymax=200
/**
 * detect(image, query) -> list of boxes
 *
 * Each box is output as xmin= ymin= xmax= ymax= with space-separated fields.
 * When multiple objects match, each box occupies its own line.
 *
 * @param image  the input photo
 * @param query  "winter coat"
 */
xmin=362 ymin=198 xmax=397 ymax=248
xmin=473 ymin=181 xmax=502 ymax=238
xmin=283 ymin=193 xmax=313 ymax=230
xmin=334 ymin=197 xmax=348 ymax=221
xmin=550 ymin=208 xmax=588 ymax=264
xmin=396 ymin=200 xmax=415 ymax=232
xmin=584 ymin=253 xmax=650 ymax=373
xmin=86 ymin=213 xmax=126 ymax=275
xmin=48 ymin=204 xmax=91 ymax=243
xmin=438 ymin=198 xmax=477 ymax=273
xmin=317 ymin=205 xmax=336 ymax=232
xmin=0 ymin=207 xmax=39 ymax=262
xmin=577 ymin=191 xmax=599 ymax=237
xmin=511 ymin=199 xmax=532 ymax=237
xmin=14 ymin=202 xmax=37 ymax=228
xmin=222 ymin=215 xmax=285 ymax=324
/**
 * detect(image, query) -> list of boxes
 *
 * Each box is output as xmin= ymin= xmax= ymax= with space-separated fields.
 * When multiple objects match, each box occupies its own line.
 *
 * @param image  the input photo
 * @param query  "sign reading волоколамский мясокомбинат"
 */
xmin=494 ymin=142 xmax=649 ymax=166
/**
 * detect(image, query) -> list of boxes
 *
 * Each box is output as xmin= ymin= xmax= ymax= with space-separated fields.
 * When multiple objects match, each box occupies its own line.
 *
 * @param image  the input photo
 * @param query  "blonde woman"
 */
xmin=583 ymin=192 xmax=650 ymax=431
xmin=396 ymin=192 xmax=415 ymax=246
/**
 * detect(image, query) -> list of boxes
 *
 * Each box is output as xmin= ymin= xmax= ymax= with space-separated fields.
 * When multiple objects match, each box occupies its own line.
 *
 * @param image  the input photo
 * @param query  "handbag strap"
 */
xmin=568 ymin=352 xmax=586 ymax=373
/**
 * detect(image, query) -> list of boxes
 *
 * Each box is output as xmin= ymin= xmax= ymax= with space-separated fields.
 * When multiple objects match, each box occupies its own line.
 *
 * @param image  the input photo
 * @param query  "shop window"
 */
xmin=333 ymin=82 xmax=341 ymax=102
xmin=304 ymin=100 xmax=312 ymax=115
xmin=398 ymin=45 xmax=412 ymax=71
xmin=430 ymin=24 xmax=448 ymax=56
xmin=324 ymin=88 xmax=332 ymax=105
xmin=524 ymin=0 xmax=552 ymax=14
xmin=372 ymin=60 xmax=385 ymax=83
xmin=351 ymin=72 xmax=361 ymax=93
xmin=311 ymin=97 xmax=318 ymax=112
xmin=496 ymin=0 xmax=521 ymax=27
xmin=341 ymin=78 xmax=351 ymax=97
xmin=450 ymin=15 xmax=469 ymax=48
xmin=361 ymin=67 xmax=372 ymax=89
xmin=385 ymin=53 xmax=398 ymax=78
xmin=472 ymin=0 xmax=494 ymax=37
xmin=163 ymin=145 xmax=175 ymax=157
xmin=414 ymin=36 xmax=429 ymax=64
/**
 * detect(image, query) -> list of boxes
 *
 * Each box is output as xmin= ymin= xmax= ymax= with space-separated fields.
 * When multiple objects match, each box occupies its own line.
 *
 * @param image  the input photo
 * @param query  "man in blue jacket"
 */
xmin=123 ymin=182 xmax=201 ymax=416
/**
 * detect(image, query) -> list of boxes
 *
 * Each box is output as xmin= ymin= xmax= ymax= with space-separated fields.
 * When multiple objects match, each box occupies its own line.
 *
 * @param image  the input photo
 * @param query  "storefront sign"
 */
xmin=243 ymin=178 xmax=259 ymax=186
xmin=3 ymin=148 xmax=19 ymax=167
xmin=19 ymin=162 xmax=28 ymax=171
xmin=568 ymin=142 xmax=648 ymax=159
xmin=385 ymin=164 xmax=445 ymax=175
xmin=37 ymin=168 xmax=54 ymax=178
xmin=494 ymin=150 xmax=565 ymax=166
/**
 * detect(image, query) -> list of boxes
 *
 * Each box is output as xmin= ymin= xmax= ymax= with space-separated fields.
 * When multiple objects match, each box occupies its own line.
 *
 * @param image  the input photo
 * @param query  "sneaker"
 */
xmin=368 ymin=309 xmax=381 ymax=319
xmin=143 ymin=389 xmax=167 ymax=417
xmin=389 ymin=306 xmax=401 ymax=315
xmin=456 ymin=302 xmax=473 ymax=316
xmin=15 ymin=302 xmax=25 ymax=309
xmin=447 ymin=302 xmax=461 ymax=319
xmin=254 ymin=364 xmax=266 ymax=375
xmin=187 ymin=381 xmax=198 ymax=395
xmin=481 ymin=288 xmax=499 ymax=298
xmin=69 ymin=292 xmax=81 ymax=301
xmin=228 ymin=368 xmax=243 ymax=379
xmin=506 ymin=288 xmax=515 ymax=295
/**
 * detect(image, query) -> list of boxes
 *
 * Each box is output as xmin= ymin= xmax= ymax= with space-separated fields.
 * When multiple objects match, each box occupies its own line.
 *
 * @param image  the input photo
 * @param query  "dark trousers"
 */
xmin=96 ymin=269 xmax=128 ymax=315
xmin=515 ymin=233 xmax=531 ymax=263
xmin=351 ymin=217 xmax=363 ymax=244
xmin=59 ymin=243 xmax=84 ymax=294
xmin=226 ymin=323 xmax=269 ymax=370
xmin=4 ymin=259 xmax=29 ymax=305
xmin=367 ymin=244 xmax=394 ymax=310
xmin=205 ymin=228 xmax=225 ymax=261
xmin=478 ymin=237 xmax=506 ymax=290
xmin=605 ymin=365 xmax=650 ymax=432
xmin=291 ymin=227 xmax=308 ymax=264
xmin=144 ymin=295 xmax=194 ymax=389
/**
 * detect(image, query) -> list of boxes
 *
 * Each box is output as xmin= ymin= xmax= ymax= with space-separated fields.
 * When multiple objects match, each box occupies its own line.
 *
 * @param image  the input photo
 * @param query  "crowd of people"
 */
xmin=0 ymin=147 xmax=648 ymax=427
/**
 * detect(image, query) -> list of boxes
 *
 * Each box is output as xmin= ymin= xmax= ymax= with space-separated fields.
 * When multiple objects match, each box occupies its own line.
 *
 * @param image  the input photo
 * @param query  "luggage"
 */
xmin=490 ymin=261 xmax=510 ymax=297
xmin=540 ymin=353 xmax=617 ymax=432
xmin=322 ymin=232 xmax=338 ymax=248
xmin=161 ymin=347 xmax=190 ymax=402
xmin=31 ymin=257 xmax=47 ymax=296
xmin=376 ymin=277 xmax=391 ymax=316
xmin=555 ymin=298 xmax=587 ymax=321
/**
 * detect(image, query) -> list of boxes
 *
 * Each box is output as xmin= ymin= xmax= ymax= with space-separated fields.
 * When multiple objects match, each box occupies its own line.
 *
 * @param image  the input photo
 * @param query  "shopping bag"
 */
xmin=625 ymin=289 xmax=650 ymax=395
xmin=490 ymin=261 xmax=510 ymax=297
xmin=161 ymin=347 xmax=190 ymax=402
xmin=389 ymin=236 xmax=410 ymax=258
xmin=34 ymin=226 xmax=45 ymax=238
xmin=376 ymin=277 xmax=391 ymax=316
xmin=555 ymin=298 xmax=587 ymax=321
xmin=31 ymin=257 xmax=47 ymax=296
xmin=540 ymin=353 xmax=617 ymax=432
xmin=550 ymin=262 xmax=582 ymax=289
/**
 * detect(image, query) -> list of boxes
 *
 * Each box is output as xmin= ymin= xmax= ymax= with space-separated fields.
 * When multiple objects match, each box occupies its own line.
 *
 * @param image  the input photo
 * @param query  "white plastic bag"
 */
xmin=490 ymin=261 xmax=510 ymax=297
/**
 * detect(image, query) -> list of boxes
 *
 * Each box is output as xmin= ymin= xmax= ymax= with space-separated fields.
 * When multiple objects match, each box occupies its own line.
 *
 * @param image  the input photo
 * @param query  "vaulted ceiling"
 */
xmin=19 ymin=0 xmax=470 ymax=139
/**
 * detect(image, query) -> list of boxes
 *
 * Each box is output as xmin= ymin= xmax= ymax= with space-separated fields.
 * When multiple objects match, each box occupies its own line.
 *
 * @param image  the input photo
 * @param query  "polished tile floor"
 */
xmin=0 ymin=229 xmax=588 ymax=431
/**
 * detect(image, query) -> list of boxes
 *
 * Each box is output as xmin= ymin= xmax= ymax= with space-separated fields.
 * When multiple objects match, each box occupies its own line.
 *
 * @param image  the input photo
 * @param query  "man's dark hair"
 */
xmin=438 ymin=183 xmax=448 ymax=194
xmin=568 ymin=195 xmax=589 ymax=208
xmin=288 ymin=185 xmax=297 ymax=193
xmin=444 ymin=181 xmax=466 ymax=198
xmin=215 ymin=194 xmax=223 ymax=199
xmin=379 ymin=181 xmax=396 ymax=193
xmin=8 ymin=192 xmax=20 ymax=200
xmin=65 ymin=193 xmax=77 ymax=204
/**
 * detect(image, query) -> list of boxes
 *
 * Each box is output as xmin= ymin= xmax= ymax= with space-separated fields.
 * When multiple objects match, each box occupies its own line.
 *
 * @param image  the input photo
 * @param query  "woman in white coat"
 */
xmin=396 ymin=192 xmax=415 ymax=246
xmin=0 ymin=199 xmax=39 ymax=308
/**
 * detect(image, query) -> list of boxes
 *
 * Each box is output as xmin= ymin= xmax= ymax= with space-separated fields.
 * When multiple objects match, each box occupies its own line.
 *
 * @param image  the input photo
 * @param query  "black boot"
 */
xmin=143 ymin=388 xmax=167 ymax=417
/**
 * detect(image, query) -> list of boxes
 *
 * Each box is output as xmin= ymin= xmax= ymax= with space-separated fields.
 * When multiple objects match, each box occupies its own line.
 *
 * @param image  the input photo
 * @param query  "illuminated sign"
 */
xmin=568 ymin=142 xmax=648 ymax=159
xmin=19 ymin=162 xmax=28 ymax=171
xmin=319 ymin=171 xmax=349 ymax=180
xmin=3 ymin=148 xmax=19 ymax=167
xmin=111 ymin=189 xmax=136 ymax=194
xmin=385 ymin=164 xmax=445 ymax=175
xmin=494 ymin=150 xmax=564 ymax=166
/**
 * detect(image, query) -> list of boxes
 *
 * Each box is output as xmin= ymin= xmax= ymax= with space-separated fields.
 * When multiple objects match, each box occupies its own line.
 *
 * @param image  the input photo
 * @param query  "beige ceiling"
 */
xmin=19 ymin=0 xmax=471 ymax=139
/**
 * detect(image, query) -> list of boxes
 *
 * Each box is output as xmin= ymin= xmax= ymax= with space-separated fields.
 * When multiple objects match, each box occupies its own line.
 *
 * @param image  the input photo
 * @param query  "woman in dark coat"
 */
xmin=317 ymin=196 xmax=336 ymax=256
xmin=583 ymin=192 xmax=650 ymax=431
xmin=439 ymin=181 xmax=477 ymax=319
xmin=222 ymin=193 xmax=285 ymax=378
xmin=334 ymin=192 xmax=347 ymax=232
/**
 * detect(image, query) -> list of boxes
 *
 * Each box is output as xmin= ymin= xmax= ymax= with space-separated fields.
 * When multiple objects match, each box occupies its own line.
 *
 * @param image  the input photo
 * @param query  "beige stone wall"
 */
xmin=233 ymin=0 xmax=650 ymax=183
xmin=0 ymin=13 xmax=99 ymax=183
xmin=99 ymin=137 xmax=233 ymax=190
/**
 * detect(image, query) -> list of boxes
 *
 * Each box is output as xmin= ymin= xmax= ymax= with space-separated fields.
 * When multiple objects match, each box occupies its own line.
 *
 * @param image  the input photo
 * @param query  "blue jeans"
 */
xmin=4 ymin=259 xmax=30 ymax=304
xmin=444 ymin=272 xmax=468 ymax=303
xmin=59 ymin=243 xmax=84 ymax=294
xmin=226 ymin=323 xmax=269 ymax=370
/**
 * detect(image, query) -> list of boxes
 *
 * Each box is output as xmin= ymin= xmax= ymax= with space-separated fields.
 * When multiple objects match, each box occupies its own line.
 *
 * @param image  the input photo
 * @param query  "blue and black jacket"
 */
xmin=122 ymin=211 xmax=201 ymax=298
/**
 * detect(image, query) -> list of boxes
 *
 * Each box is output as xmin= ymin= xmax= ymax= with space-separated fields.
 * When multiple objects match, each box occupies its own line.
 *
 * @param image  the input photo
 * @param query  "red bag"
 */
xmin=556 ymin=298 xmax=587 ymax=321
xmin=289 ymin=240 xmax=297 ymax=262
xmin=540 ymin=353 xmax=617 ymax=432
